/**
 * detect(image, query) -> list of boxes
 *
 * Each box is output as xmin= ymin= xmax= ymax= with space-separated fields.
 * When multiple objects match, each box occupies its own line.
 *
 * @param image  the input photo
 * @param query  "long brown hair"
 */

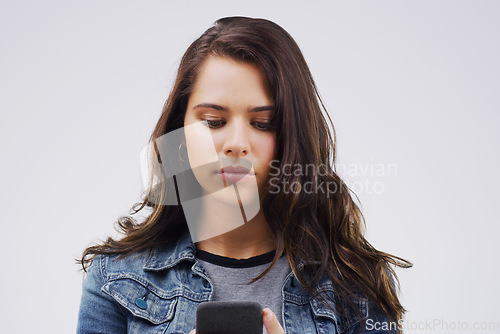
xmin=79 ymin=16 xmax=412 ymax=330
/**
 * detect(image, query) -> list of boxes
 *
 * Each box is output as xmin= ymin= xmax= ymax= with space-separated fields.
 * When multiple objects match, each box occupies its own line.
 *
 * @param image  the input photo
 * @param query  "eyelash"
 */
xmin=202 ymin=119 xmax=273 ymax=131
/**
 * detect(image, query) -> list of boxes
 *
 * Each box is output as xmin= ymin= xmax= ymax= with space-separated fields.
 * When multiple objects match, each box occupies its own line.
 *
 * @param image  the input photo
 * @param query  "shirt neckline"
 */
xmin=195 ymin=248 xmax=278 ymax=268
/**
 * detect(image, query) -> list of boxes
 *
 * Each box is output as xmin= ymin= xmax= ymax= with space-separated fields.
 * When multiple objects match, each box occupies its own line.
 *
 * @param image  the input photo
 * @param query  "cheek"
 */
xmin=255 ymin=134 xmax=276 ymax=170
xmin=184 ymin=121 xmax=219 ymax=170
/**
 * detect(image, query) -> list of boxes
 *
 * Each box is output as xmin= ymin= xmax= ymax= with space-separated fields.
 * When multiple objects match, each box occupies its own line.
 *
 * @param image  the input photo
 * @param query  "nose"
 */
xmin=222 ymin=118 xmax=249 ymax=158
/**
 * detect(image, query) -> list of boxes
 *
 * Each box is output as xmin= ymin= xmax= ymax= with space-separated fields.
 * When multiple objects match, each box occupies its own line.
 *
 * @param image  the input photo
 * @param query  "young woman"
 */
xmin=77 ymin=16 xmax=412 ymax=334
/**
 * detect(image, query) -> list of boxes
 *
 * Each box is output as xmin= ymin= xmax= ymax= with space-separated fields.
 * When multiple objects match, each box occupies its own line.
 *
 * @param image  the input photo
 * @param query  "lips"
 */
xmin=216 ymin=166 xmax=255 ymax=183
xmin=221 ymin=166 xmax=251 ymax=174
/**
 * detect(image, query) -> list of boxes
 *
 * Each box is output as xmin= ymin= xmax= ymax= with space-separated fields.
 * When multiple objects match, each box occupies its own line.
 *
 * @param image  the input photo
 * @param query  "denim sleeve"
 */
xmin=77 ymin=255 xmax=127 ymax=334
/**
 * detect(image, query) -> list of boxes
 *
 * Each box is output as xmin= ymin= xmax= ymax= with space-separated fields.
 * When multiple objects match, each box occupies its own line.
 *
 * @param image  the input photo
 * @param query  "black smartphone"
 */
xmin=195 ymin=301 xmax=263 ymax=334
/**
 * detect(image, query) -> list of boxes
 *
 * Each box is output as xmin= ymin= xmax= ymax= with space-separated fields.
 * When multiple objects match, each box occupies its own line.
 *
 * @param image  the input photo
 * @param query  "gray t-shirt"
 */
xmin=196 ymin=249 xmax=291 ymax=333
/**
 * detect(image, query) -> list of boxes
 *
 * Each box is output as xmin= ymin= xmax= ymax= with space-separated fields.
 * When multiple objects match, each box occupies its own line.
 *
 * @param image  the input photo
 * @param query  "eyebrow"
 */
xmin=193 ymin=103 xmax=274 ymax=113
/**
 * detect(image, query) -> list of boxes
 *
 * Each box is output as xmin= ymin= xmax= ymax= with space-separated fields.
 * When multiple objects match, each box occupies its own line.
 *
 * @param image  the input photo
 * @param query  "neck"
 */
xmin=195 ymin=209 xmax=275 ymax=259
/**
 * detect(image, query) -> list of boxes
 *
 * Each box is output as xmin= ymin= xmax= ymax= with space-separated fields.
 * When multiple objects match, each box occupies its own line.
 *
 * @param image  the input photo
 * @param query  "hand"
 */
xmin=189 ymin=307 xmax=284 ymax=334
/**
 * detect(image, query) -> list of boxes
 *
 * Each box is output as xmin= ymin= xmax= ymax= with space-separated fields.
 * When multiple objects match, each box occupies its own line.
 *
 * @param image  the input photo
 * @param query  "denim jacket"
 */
xmin=77 ymin=228 xmax=396 ymax=333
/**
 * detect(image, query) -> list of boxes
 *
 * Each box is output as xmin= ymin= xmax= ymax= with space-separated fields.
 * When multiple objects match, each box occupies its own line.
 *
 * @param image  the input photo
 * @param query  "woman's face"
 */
xmin=183 ymin=55 xmax=276 ymax=207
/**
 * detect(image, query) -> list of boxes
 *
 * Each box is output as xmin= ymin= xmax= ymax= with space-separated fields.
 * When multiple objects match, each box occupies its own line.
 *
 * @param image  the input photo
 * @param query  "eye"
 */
xmin=203 ymin=119 xmax=225 ymax=129
xmin=252 ymin=122 xmax=273 ymax=131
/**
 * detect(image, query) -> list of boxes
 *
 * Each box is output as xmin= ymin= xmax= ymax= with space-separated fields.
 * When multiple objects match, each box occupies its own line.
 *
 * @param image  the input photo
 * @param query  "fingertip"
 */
xmin=263 ymin=308 xmax=273 ymax=322
xmin=263 ymin=308 xmax=284 ymax=333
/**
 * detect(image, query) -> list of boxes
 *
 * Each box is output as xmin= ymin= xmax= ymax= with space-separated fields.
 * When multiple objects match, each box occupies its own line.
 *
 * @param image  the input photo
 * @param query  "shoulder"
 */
xmin=85 ymin=229 xmax=196 ymax=291
xmin=362 ymin=302 xmax=399 ymax=333
xmin=310 ymin=293 xmax=398 ymax=333
xmin=94 ymin=251 xmax=152 ymax=279
xmin=91 ymin=227 xmax=194 ymax=278
xmin=307 ymin=273 xmax=399 ymax=334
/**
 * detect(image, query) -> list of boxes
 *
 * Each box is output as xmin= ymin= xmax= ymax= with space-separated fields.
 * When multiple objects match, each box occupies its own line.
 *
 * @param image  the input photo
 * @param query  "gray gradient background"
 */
xmin=1 ymin=1 xmax=498 ymax=333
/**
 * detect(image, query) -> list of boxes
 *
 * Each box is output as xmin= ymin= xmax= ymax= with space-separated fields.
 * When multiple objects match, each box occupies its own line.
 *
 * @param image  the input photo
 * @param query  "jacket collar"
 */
xmin=143 ymin=227 xmax=196 ymax=272
xmin=141 ymin=225 xmax=323 ymax=274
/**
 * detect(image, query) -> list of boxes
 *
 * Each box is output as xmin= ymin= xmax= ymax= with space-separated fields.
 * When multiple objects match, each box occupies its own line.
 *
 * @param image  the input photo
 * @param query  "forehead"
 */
xmin=189 ymin=56 xmax=272 ymax=106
